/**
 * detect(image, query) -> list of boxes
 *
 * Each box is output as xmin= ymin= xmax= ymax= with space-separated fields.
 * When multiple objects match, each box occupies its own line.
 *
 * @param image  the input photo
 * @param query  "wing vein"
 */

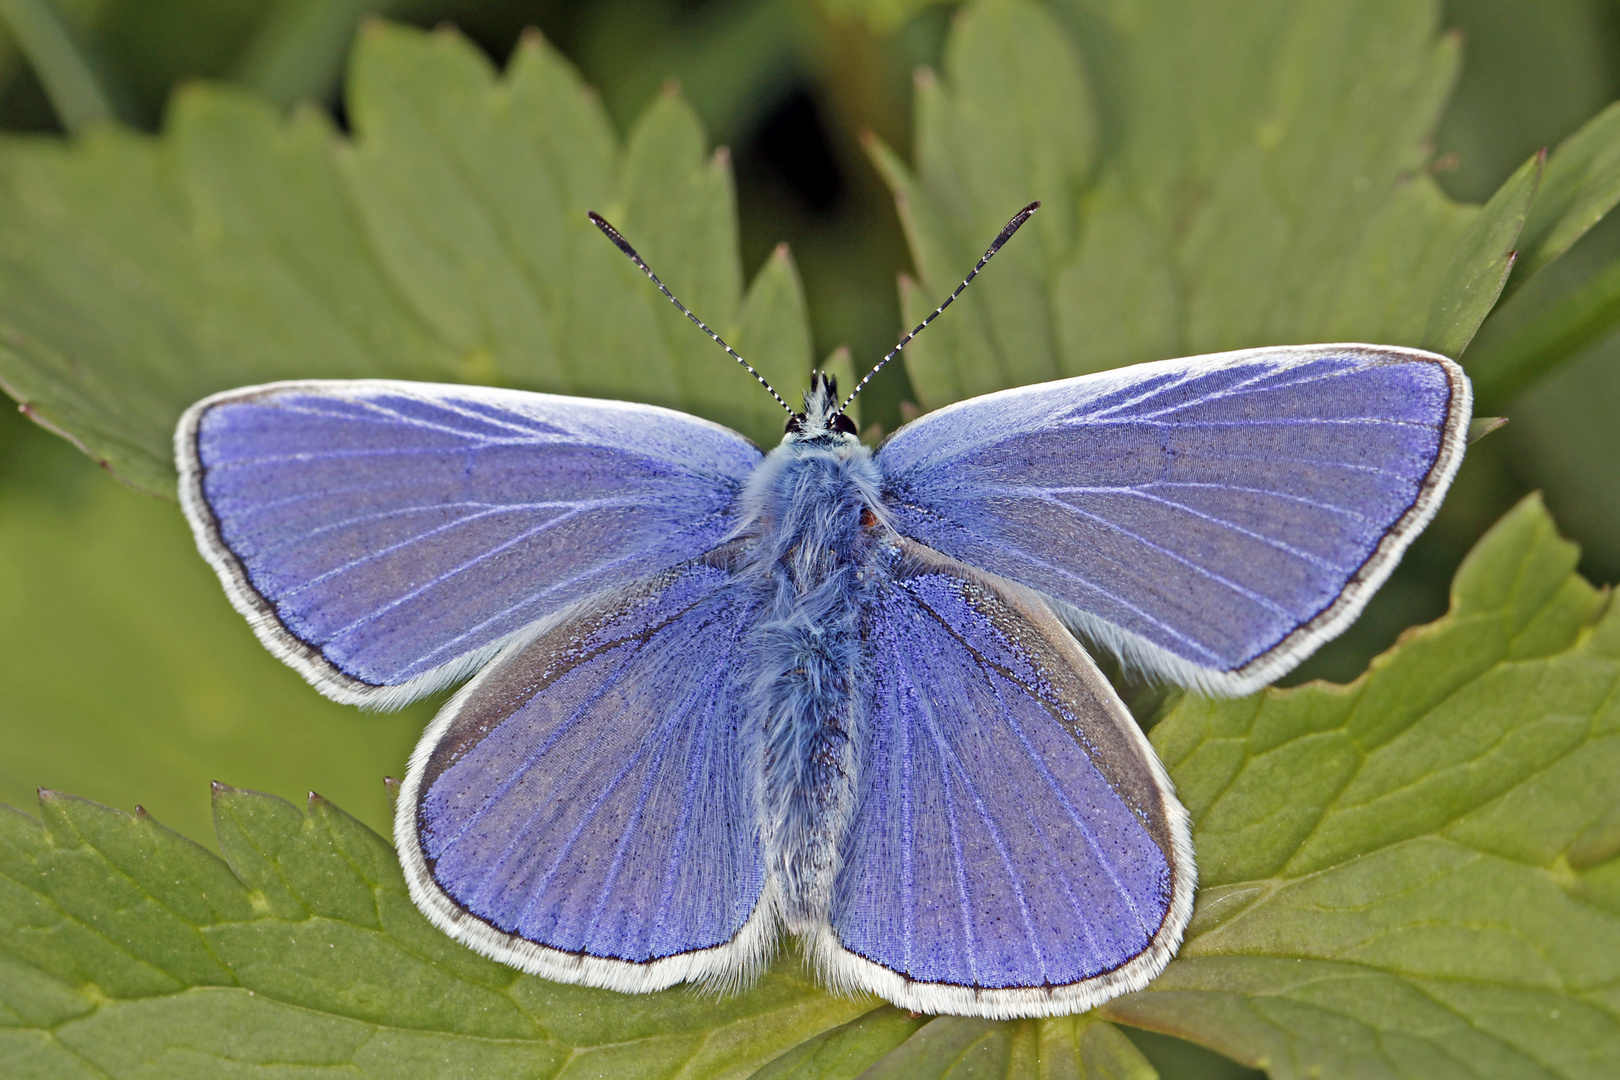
xmin=1039 ymin=501 xmax=1297 ymax=619
xmin=922 ymin=668 xmax=1049 ymax=983
xmin=1053 ymin=490 xmax=1339 ymax=571
xmin=905 ymin=644 xmax=982 ymax=986
xmin=256 ymin=500 xmax=612 ymax=558
xmin=283 ymin=502 xmax=590 ymax=604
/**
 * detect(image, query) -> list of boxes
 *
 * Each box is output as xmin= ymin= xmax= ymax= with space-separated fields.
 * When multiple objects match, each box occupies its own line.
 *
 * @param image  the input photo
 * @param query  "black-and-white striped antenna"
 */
xmin=840 ymin=201 xmax=1040 ymax=413
xmin=588 ymin=211 xmax=794 ymax=416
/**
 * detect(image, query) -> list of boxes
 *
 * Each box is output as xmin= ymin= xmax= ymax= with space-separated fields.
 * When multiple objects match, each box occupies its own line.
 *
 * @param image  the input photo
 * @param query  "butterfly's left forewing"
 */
xmin=178 ymin=380 xmax=761 ymax=707
xmin=816 ymin=540 xmax=1193 ymax=1019
xmin=397 ymin=545 xmax=774 ymax=992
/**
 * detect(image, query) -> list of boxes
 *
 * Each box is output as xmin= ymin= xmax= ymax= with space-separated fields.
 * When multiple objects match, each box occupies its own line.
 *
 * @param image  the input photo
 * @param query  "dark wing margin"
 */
xmin=876 ymin=344 xmax=1471 ymax=694
xmin=815 ymin=539 xmax=1194 ymax=1018
xmin=396 ymin=546 xmax=776 ymax=992
xmin=176 ymin=379 xmax=761 ymax=707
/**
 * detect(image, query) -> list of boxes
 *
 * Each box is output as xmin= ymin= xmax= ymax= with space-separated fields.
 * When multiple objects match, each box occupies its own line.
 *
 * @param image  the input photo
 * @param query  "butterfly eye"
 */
xmin=785 ymin=415 xmax=806 ymax=434
xmin=831 ymin=413 xmax=858 ymax=437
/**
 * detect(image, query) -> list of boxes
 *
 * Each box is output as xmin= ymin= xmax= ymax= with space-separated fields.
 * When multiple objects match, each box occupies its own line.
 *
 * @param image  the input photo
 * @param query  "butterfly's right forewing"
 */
xmin=876 ymin=345 xmax=1469 ymax=694
xmin=397 ymin=546 xmax=774 ymax=993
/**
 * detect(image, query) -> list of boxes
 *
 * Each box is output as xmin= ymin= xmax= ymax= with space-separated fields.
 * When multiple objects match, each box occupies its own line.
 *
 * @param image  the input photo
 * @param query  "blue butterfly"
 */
xmin=175 ymin=203 xmax=1470 ymax=1018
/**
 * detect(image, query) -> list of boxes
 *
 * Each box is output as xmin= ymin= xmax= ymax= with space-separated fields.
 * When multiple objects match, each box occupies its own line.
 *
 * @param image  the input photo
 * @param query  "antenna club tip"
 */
xmin=989 ymin=201 xmax=1042 ymax=251
xmin=588 ymin=211 xmax=639 ymax=257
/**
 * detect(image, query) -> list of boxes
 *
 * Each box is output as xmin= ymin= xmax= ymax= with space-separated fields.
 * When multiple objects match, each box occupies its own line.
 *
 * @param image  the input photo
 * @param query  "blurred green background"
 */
xmin=0 ymin=3 xmax=1616 ymax=1072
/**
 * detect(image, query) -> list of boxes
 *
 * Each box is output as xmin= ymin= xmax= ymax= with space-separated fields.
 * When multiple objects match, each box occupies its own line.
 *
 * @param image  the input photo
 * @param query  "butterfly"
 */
xmin=175 ymin=202 xmax=1470 ymax=1019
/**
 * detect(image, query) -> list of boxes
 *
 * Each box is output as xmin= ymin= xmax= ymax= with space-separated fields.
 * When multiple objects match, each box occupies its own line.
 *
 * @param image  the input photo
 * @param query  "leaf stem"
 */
xmin=1467 ymin=253 xmax=1620 ymax=412
xmin=0 ymin=0 xmax=134 ymax=131
xmin=231 ymin=0 xmax=405 ymax=108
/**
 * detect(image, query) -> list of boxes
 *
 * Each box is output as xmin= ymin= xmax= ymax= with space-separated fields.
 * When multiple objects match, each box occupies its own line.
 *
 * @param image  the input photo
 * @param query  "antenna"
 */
xmin=588 ymin=211 xmax=793 ymax=415
xmin=841 ymin=201 xmax=1040 ymax=413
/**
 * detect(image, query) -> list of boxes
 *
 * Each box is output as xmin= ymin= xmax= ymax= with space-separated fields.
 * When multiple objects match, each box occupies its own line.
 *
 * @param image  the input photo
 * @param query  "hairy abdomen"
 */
xmin=741 ymin=445 xmax=881 ymax=929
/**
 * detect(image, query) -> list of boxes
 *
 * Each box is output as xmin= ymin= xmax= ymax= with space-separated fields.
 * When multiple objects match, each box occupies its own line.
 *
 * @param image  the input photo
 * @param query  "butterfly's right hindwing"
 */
xmin=818 ymin=539 xmax=1194 ymax=1019
xmin=396 ymin=545 xmax=776 ymax=993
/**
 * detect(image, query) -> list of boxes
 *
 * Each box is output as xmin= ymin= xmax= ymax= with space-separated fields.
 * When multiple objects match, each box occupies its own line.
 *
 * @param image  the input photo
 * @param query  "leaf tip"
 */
xmin=384 ymin=776 xmax=400 ymax=803
xmin=1469 ymin=416 xmax=1509 ymax=443
xmin=171 ymin=79 xmax=209 ymax=110
xmin=660 ymin=76 xmax=683 ymax=99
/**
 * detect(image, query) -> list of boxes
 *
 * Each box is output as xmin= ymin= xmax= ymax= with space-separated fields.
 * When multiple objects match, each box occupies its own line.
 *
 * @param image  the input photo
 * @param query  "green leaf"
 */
xmin=7 ymin=491 xmax=1614 ymax=1077
xmin=1505 ymin=100 xmax=1620 ymax=293
xmin=1468 ymin=416 xmax=1508 ymax=444
xmin=0 ymin=785 xmax=873 ymax=1078
xmin=735 ymin=242 xmax=817 ymax=430
xmin=1420 ymin=150 xmax=1541 ymax=356
xmin=0 ymin=438 xmax=431 ymax=845
xmin=0 ymin=781 xmax=1163 ymax=1079
xmin=747 ymin=1006 xmax=926 ymax=1079
xmin=854 ymin=1015 xmax=1159 ymax=1080
xmin=1465 ymin=250 xmax=1620 ymax=412
xmin=749 ymin=1010 xmax=1159 ymax=1079
xmin=815 ymin=0 xmax=948 ymax=36
xmin=870 ymin=0 xmax=1587 ymax=411
xmin=1101 ymin=494 xmax=1620 ymax=1080
xmin=0 ymin=21 xmax=814 ymax=494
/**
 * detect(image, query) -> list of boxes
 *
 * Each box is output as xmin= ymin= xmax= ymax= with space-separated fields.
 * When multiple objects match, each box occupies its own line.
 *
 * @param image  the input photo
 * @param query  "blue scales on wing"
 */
xmin=876 ymin=345 xmax=1471 ymax=693
xmin=178 ymin=380 xmax=763 ymax=703
xmin=820 ymin=540 xmax=1193 ymax=1018
xmin=399 ymin=548 xmax=770 ymax=988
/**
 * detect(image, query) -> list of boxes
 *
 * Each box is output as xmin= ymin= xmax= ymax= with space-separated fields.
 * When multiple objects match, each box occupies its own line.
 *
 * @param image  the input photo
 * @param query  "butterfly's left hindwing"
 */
xmin=396 ymin=546 xmax=775 ymax=993
xmin=817 ymin=539 xmax=1194 ymax=1019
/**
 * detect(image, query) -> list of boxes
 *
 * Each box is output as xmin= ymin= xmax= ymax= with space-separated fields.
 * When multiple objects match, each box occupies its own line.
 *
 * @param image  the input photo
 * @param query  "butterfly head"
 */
xmin=784 ymin=371 xmax=859 ymax=444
